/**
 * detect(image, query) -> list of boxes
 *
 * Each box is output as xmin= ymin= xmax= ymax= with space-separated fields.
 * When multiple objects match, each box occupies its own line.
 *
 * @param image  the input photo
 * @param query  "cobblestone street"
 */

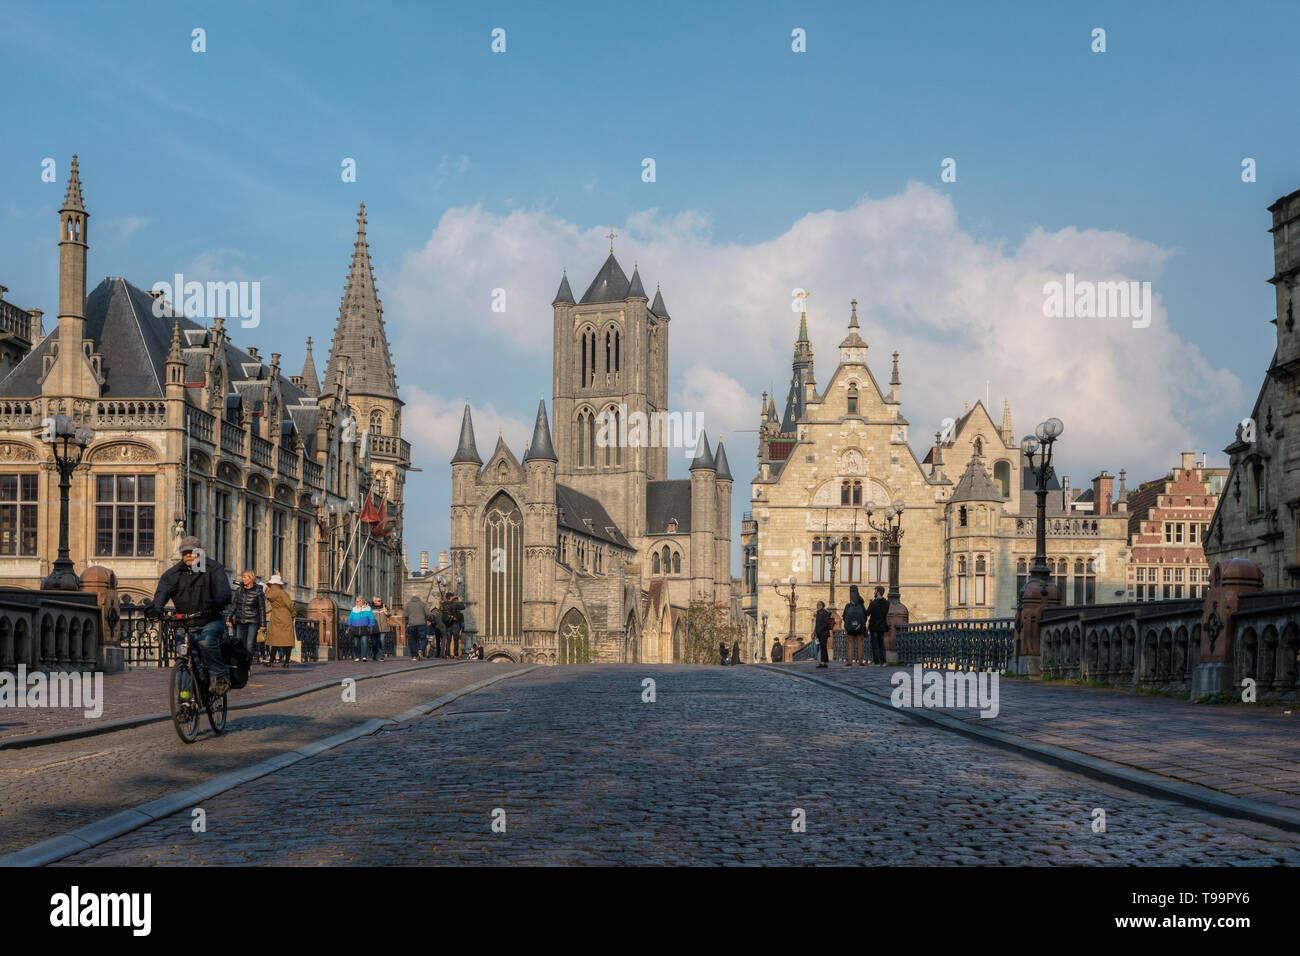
xmin=49 ymin=665 xmax=1300 ymax=866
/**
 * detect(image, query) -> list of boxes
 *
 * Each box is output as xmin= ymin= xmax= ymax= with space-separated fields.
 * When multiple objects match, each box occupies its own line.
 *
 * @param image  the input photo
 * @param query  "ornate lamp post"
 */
xmin=760 ymin=610 xmax=768 ymax=662
xmin=41 ymin=415 xmax=94 ymax=591
xmin=865 ymin=498 xmax=906 ymax=603
xmin=771 ymin=575 xmax=798 ymax=646
xmin=1020 ymin=417 xmax=1064 ymax=588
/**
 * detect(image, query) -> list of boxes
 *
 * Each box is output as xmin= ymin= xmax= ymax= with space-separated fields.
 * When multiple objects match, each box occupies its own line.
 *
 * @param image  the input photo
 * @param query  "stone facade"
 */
xmin=1205 ymin=187 xmax=1300 ymax=587
xmin=0 ymin=158 xmax=408 ymax=617
xmin=449 ymin=253 xmax=735 ymax=664
xmin=743 ymin=302 xmax=1129 ymax=642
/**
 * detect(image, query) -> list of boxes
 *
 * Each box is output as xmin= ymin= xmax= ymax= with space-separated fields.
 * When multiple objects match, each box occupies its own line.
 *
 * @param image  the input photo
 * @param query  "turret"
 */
xmin=713 ymin=440 xmax=734 ymax=603
xmin=58 ymin=155 xmax=88 ymax=342
xmin=522 ymin=399 xmax=558 ymax=653
xmin=690 ymin=431 xmax=717 ymax=601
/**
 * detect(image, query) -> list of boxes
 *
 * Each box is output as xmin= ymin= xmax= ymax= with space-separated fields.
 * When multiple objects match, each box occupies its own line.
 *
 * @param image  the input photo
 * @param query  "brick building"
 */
xmin=1126 ymin=452 xmax=1227 ymax=601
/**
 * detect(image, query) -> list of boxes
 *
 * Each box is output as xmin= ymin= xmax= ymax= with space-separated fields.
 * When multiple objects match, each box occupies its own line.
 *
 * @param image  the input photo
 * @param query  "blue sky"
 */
xmin=3 ymin=0 xmax=1295 ymax=572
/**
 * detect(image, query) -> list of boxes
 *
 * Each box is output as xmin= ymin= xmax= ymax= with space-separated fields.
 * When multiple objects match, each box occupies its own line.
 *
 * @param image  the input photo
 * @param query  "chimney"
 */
xmin=1062 ymin=475 xmax=1071 ymax=513
xmin=247 ymin=346 xmax=260 ymax=362
xmin=1180 ymin=451 xmax=1194 ymax=473
xmin=419 ymin=550 xmax=429 ymax=573
xmin=1092 ymin=471 xmax=1114 ymax=516
xmin=438 ymin=549 xmax=450 ymax=569
xmin=27 ymin=308 xmax=43 ymax=340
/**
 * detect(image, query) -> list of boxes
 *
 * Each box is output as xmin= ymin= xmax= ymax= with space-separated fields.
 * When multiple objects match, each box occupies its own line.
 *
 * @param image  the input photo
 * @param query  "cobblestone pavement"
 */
xmin=57 ymin=665 xmax=1300 ymax=865
xmin=0 ymin=661 xmax=526 ymax=856
xmin=772 ymin=661 xmax=1300 ymax=808
xmin=0 ymin=656 xmax=457 ymax=742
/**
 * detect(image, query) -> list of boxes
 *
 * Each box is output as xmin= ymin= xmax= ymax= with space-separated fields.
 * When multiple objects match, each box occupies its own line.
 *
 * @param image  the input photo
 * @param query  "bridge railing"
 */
xmin=896 ymin=618 xmax=1015 ymax=672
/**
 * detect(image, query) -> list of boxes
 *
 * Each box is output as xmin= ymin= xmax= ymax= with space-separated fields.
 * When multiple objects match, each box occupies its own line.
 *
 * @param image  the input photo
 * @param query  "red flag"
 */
xmin=358 ymin=488 xmax=379 ymax=525
xmin=370 ymin=496 xmax=389 ymax=539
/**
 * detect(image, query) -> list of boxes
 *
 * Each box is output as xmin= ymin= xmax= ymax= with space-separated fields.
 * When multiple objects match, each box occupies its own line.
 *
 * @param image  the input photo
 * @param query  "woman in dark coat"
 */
xmin=226 ymin=570 xmax=266 ymax=663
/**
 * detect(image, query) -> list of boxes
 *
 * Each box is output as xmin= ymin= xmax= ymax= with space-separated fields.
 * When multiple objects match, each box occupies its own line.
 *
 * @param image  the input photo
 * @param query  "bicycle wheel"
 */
xmin=207 ymin=688 xmax=228 ymax=734
xmin=169 ymin=661 xmax=201 ymax=743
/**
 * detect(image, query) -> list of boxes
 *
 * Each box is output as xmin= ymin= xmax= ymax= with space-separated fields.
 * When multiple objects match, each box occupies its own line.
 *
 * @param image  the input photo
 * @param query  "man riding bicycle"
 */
xmin=148 ymin=535 xmax=233 ymax=696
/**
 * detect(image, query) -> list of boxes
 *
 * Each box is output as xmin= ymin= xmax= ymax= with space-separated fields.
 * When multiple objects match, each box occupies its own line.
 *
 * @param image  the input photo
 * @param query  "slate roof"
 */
xmin=321 ymin=203 xmax=400 ymax=402
xmin=452 ymin=403 xmax=482 ymax=464
xmin=556 ymin=483 xmax=632 ymax=549
xmin=714 ymin=440 xmax=733 ymax=481
xmin=1021 ymin=464 xmax=1061 ymax=492
xmin=579 ymin=253 xmax=631 ymax=304
xmin=627 ymin=266 xmax=646 ymax=299
xmin=690 ymin=431 xmax=715 ymax=471
xmin=951 ymin=455 xmax=1004 ymax=502
xmin=553 ymin=272 xmax=575 ymax=305
xmin=646 ymin=479 xmax=692 ymax=534
xmin=650 ymin=286 xmax=669 ymax=318
xmin=522 ymin=399 xmax=557 ymax=462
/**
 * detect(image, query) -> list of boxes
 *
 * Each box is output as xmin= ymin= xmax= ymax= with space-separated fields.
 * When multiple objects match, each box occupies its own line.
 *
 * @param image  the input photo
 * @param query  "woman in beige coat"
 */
xmin=265 ymin=573 xmax=296 ymax=667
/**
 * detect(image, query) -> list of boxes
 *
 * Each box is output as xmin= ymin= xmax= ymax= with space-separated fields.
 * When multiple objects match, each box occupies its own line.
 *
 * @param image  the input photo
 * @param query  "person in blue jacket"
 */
xmin=346 ymin=596 xmax=376 ymax=662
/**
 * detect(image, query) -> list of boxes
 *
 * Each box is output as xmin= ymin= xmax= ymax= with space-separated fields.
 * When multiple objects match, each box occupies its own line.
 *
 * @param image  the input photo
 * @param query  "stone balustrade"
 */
xmin=0 ymin=588 xmax=104 ymax=672
xmin=251 ymin=434 xmax=273 ymax=468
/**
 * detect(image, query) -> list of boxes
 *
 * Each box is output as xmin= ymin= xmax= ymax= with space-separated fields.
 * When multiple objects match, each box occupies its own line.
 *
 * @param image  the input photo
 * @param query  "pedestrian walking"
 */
xmin=440 ymin=592 xmax=466 ymax=658
xmin=226 ymin=570 xmax=266 ymax=663
xmin=842 ymin=584 xmax=867 ymax=666
xmin=404 ymin=593 xmax=428 ymax=661
xmin=771 ymin=638 xmax=784 ymax=663
xmin=371 ymin=596 xmax=389 ymax=661
xmin=719 ymin=641 xmax=729 ymax=666
xmin=346 ymin=596 xmax=375 ymax=661
xmin=265 ymin=572 xmax=295 ymax=667
xmin=813 ymin=600 xmax=833 ymax=668
xmin=867 ymin=586 xmax=891 ymax=666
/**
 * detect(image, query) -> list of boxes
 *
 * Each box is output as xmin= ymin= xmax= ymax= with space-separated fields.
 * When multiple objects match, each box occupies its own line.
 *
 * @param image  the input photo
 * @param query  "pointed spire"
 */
xmin=167 ymin=320 xmax=183 ymax=363
xmin=580 ymin=252 xmax=631 ymax=303
xmin=628 ymin=265 xmax=647 ymax=299
xmin=839 ymin=299 xmax=867 ymax=349
xmin=689 ymin=431 xmax=715 ymax=472
xmin=848 ymin=298 xmax=860 ymax=328
xmin=714 ymin=440 xmax=733 ymax=481
xmin=797 ymin=311 xmax=809 ymax=343
xmin=323 ymin=202 xmax=399 ymax=401
xmin=1001 ymin=399 xmax=1013 ymax=442
xmin=650 ymin=284 xmax=669 ymax=318
xmin=63 ymin=155 xmax=85 ymax=212
xmin=299 ymin=336 xmax=321 ymax=397
xmin=452 ymin=403 xmax=482 ymax=465
xmin=553 ymin=269 xmax=574 ymax=305
xmin=522 ymin=399 xmax=557 ymax=462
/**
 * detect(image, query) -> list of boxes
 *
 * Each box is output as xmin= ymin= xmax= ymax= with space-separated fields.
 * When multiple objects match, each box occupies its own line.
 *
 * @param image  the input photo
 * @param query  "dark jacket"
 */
xmin=226 ymin=582 xmax=266 ymax=627
xmin=867 ymin=596 xmax=891 ymax=633
xmin=150 ymin=559 xmax=232 ymax=623
xmin=814 ymin=608 xmax=833 ymax=638
xmin=843 ymin=584 xmax=867 ymax=635
xmin=441 ymin=597 xmax=465 ymax=631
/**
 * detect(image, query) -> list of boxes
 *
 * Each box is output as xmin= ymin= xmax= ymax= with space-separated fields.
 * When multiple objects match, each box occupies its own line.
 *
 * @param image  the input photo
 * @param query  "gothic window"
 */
xmin=974 ymin=437 xmax=983 ymax=456
xmin=841 ymin=481 xmax=850 ymax=506
xmin=852 ymin=481 xmax=862 ymax=506
xmin=652 ymin=551 xmax=660 ymax=574
xmin=868 ymin=537 xmax=888 ymax=584
xmin=1254 ymin=462 xmax=1266 ymax=513
xmin=580 ymin=333 xmax=587 ymax=387
xmin=577 ymin=412 xmax=586 ymax=465
xmin=1052 ymin=559 xmax=1068 ymax=596
xmin=370 ymin=410 xmax=383 ymax=435
xmin=993 ymin=460 xmax=1011 ymax=498
xmin=847 ymin=386 xmax=858 ymax=415
xmin=975 ymin=555 xmax=986 ymax=605
xmin=811 ymin=536 xmax=823 ymax=583
xmin=957 ymin=556 xmax=968 ymax=605
xmin=672 ymin=552 xmax=680 ymax=574
xmin=605 ymin=331 xmax=612 ymax=374
xmin=484 ymin=492 xmax=523 ymax=639
xmin=959 ymin=506 xmax=968 ymax=527
xmin=605 ymin=406 xmax=614 ymax=467
xmin=1072 ymin=559 xmax=1085 ymax=605
xmin=588 ymin=414 xmax=596 ymax=467
xmin=1083 ymin=557 xmax=1097 ymax=604
xmin=615 ymin=330 xmax=620 ymax=372
xmin=1016 ymin=558 xmax=1027 ymax=596
xmin=558 ymin=608 xmax=590 ymax=665
xmin=661 ymin=545 xmax=671 ymax=574
xmin=840 ymin=536 xmax=862 ymax=583
xmin=614 ymin=407 xmax=622 ymax=465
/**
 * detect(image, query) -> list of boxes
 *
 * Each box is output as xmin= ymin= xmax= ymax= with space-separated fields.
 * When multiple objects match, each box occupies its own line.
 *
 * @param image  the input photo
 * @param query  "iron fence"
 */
xmin=336 ymin=628 xmax=397 ymax=660
xmin=295 ymin=618 xmax=320 ymax=662
xmin=896 ymin=618 xmax=1015 ymax=673
xmin=119 ymin=598 xmax=176 ymax=668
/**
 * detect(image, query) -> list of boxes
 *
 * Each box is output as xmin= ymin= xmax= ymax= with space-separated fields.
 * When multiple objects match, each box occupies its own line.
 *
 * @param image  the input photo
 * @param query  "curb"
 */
xmin=0 ymin=658 xmax=471 ymax=751
xmin=756 ymin=663 xmax=1300 ymax=835
xmin=0 ymin=664 xmax=540 ymax=867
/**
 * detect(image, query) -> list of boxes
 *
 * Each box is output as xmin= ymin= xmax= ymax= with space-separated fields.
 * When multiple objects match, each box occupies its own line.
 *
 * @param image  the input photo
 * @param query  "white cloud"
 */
xmin=402 ymin=385 xmax=532 ymax=468
xmin=387 ymin=184 xmax=1243 ymax=556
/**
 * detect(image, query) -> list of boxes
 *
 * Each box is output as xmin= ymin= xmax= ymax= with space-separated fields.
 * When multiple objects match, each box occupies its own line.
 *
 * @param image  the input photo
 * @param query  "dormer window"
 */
xmin=847 ymin=386 xmax=858 ymax=415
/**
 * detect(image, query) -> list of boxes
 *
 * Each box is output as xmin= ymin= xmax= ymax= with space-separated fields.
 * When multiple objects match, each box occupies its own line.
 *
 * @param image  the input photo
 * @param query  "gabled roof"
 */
xmin=646 ymin=479 xmax=692 ymax=534
xmin=579 ymin=253 xmax=631 ymax=303
xmin=556 ymin=483 xmax=631 ymax=549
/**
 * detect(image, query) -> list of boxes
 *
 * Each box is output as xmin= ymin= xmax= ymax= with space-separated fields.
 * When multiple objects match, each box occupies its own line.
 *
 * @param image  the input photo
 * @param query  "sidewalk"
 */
xmin=768 ymin=660 xmax=1300 ymax=811
xmin=0 ymin=656 xmax=461 ymax=745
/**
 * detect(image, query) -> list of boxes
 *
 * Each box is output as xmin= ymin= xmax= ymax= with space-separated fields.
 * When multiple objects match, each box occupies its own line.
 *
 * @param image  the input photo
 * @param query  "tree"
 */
xmin=683 ymin=600 xmax=742 ymax=665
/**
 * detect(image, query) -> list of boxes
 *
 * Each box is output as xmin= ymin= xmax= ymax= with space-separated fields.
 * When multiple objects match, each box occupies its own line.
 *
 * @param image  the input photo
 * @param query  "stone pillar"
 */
xmin=307 ymin=594 xmax=337 ymax=660
xmin=883 ymin=599 xmax=910 ymax=665
xmin=1014 ymin=579 xmax=1061 ymax=677
xmin=80 ymin=565 xmax=122 ymax=674
xmin=1192 ymin=558 xmax=1263 ymax=700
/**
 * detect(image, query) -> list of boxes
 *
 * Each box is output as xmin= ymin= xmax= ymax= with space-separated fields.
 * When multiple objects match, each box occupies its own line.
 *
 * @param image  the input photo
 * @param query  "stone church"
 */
xmin=742 ymin=300 xmax=1129 ymax=646
xmin=450 ymin=251 xmax=734 ymax=664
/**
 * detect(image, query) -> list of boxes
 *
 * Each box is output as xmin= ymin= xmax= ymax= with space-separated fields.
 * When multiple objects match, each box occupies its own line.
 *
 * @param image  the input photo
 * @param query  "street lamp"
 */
xmin=760 ymin=610 xmax=768 ymax=662
xmin=1020 ymin=417 xmax=1064 ymax=589
xmin=865 ymin=497 xmax=906 ymax=604
xmin=41 ymin=415 xmax=94 ymax=590
xmin=771 ymin=575 xmax=798 ymax=647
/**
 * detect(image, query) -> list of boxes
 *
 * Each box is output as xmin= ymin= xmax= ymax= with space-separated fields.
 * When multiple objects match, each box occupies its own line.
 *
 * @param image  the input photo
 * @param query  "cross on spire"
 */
xmin=607 ymin=226 xmax=618 ymax=253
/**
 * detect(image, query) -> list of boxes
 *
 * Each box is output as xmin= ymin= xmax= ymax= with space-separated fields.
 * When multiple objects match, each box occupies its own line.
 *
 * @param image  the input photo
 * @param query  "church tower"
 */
xmin=50 ymin=155 xmax=103 ymax=399
xmin=522 ymin=400 xmax=559 ymax=660
xmin=551 ymin=241 xmax=668 ymax=542
xmin=781 ymin=299 xmax=815 ymax=433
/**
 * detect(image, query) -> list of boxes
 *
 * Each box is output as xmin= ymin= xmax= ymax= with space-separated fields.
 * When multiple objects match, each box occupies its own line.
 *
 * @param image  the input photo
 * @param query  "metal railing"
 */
xmin=335 ymin=628 xmax=397 ymax=660
xmin=295 ymin=617 xmax=320 ymax=662
xmin=118 ymin=599 xmax=176 ymax=668
xmin=896 ymin=618 xmax=1015 ymax=672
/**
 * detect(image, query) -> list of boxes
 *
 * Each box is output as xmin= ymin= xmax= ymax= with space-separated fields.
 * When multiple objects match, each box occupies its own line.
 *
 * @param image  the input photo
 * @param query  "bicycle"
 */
xmin=165 ymin=611 xmax=228 ymax=743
